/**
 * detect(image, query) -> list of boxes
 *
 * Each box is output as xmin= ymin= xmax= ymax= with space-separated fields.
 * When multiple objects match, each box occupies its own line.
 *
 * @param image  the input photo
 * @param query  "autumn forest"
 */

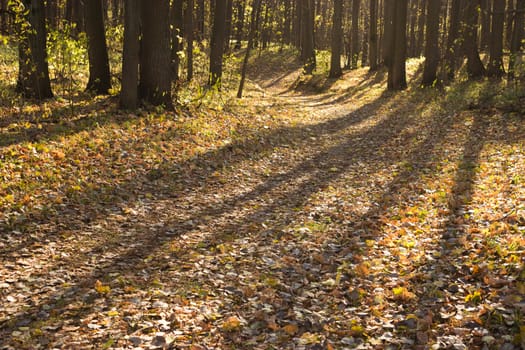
xmin=0 ymin=0 xmax=524 ymax=349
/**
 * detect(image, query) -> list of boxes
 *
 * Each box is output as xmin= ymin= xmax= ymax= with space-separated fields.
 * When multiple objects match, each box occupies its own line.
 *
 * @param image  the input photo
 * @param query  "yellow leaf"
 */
xmin=95 ymin=280 xmax=111 ymax=294
xmin=107 ymin=310 xmax=119 ymax=317
xmin=222 ymin=316 xmax=242 ymax=331
xmin=298 ymin=332 xmax=321 ymax=345
xmin=393 ymin=287 xmax=405 ymax=296
xmin=283 ymin=323 xmax=299 ymax=335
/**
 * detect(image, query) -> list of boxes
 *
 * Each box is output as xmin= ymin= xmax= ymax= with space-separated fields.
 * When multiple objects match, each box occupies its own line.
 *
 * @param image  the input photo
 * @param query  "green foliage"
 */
xmin=46 ymin=22 xmax=88 ymax=95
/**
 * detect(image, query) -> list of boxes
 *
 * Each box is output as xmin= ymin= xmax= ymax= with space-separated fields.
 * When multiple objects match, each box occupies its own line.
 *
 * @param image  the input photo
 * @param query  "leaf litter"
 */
xmin=0 ymin=59 xmax=524 ymax=349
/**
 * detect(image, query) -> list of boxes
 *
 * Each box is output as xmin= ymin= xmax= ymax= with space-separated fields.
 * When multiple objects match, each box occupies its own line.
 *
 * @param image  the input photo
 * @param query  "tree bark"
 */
xmin=480 ymin=0 xmax=491 ymax=50
xmin=234 ymin=0 xmax=246 ymax=49
xmin=509 ymin=0 xmax=525 ymax=78
xmin=209 ymin=0 xmax=228 ymax=86
xmin=421 ymin=0 xmax=441 ymax=86
xmin=463 ymin=0 xmax=486 ymax=79
xmin=444 ymin=0 xmax=462 ymax=80
xmin=224 ymin=0 xmax=233 ymax=51
xmin=382 ymin=0 xmax=394 ymax=66
xmin=487 ymin=0 xmax=506 ymax=77
xmin=16 ymin=0 xmax=53 ymax=99
xmin=120 ymin=0 xmax=140 ymax=110
xmin=329 ymin=0 xmax=344 ymax=77
xmin=85 ymin=0 xmax=112 ymax=94
xmin=300 ymin=0 xmax=316 ymax=74
xmin=171 ymin=0 xmax=184 ymax=81
xmin=369 ymin=0 xmax=378 ymax=70
xmin=350 ymin=0 xmax=360 ymax=69
xmin=237 ymin=0 xmax=262 ymax=98
xmin=387 ymin=0 xmax=407 ymax=90
xmin=185 ymin=0 xmax=195 ymax=80
xmin=415 ymin=0 xmax=426 ymax=56
xmin=361 ymin=3 xmax=369 ymax=66
xmin=139 ymin=0 xmax=172 ymax=107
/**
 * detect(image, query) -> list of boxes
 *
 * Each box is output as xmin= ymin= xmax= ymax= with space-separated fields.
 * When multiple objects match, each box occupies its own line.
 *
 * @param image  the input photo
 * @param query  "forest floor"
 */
xmin=1 ymin=49 xmax=525 ymax=350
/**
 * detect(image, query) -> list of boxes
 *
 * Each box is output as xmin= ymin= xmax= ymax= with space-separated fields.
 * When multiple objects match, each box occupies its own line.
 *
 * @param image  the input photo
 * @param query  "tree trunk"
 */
xmin=506 ymin=0 xmax=515 ymax=49
xmin=350 ymin=0 xmax=360 ymax=69
xmin=234 ymin=0 xmax=246 ymax=49
xmin=329 ymin=0 xmax=344 ymax=77
xmin=300 ymin=0 xmax=316 ymax=73
xmin=421 ymin=0 xmax=441 ymax=86
xmin=444 ymin=0 xmax=461 ymax=80
xmin=139 ymin=0 xmax=172 ymax=107
xmin=509 ymin=0 xmax=525 ymax=78
xmin=195 ymin=0 xmax=205 ymax=40
xmin=487 ymin=0 xmax=506 ymax=77
xmin=171 ymin=0 xmax=184 ymax=81
xmin=463 ymin=0 xmax=486 ymax=78
xmin=480 ymin=0 xmax=491 ymax=50
xmin=17 ymin=0 xmax=53 ymax=99
xmin=415 ymin=0 xmax=426 ymax=56
xmin=185 ymin=0 xmax=195 ymax=80
xmin=369 ymin=0 xmax=378 ymax=70
xmin=237 ymin=0 xmax=262 ymax=98
xmin=209 ymin=0 xmax=227 ymax=86
xmin=382 ymin=0 xmax=394 ymax=66
xmin=120 ymin=0 xmax=140 ymax=110
xmin=387 ymin=0 xmax=407 ymax=90
xmin=408 ymin=0 xmax=417 ymax=57
xmin=224 ymin=0 xmax=233 ymax=51
xmin=85 ymin=0 xmax=112 ymax=94
xmin=361 ymin=3 xmax=369 ymax=66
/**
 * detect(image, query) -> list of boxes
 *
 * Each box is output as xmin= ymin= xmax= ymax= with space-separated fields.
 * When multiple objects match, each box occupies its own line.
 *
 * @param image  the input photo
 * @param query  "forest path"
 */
xmin=0 ymin=62 xmax=524 ymax=350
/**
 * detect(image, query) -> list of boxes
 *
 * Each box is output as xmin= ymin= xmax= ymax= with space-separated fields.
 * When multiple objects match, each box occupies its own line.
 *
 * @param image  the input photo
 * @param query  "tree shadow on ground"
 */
xmin=0 ymin=84 xmax=413 ymax=347
xmin=1 ymin=67 xmax=524 ymax=349
xmin=0 ymin=94 xmax=131 ymax=148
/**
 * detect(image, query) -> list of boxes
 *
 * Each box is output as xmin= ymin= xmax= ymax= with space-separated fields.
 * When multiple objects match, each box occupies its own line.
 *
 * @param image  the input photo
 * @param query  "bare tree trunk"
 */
xmin=237 ymin=0 xmax=262 ymax=97
xmin=185 ymin=0 xmax=195 ymax=80
xmin=171 ymin=0 xmax=184 ymax=81
xmin=415 ymin=0 xmax=426 ymax=56
xmin=16 ymin=0 xmax=53 ymax=99
xmin=487 ymin=0 xmax=506 ymax=77
xmin=329 ymin=0 xmax=344 ymax=77
xmin=140 ymin=0 xmax=172 ymax=107
xmin=480 ymin=0 xmax=491 ymax=50
xmin=387 ymin=0 xmax=407 ymax=90
xmin=120 ymin=0 xmax=140 ymax=110
xmin=463 ymin=0 xmax=486 ymax=78
xmin=382 ymin=0 xmax=393 ymax=67
xmin=300 ymin=0 xmax=316 ymax=73
xmin=509 ymin=0 xmax=524 ymax=78
xmin=361 ymin=3 xmax=369 ymax=66
xmin=209 ymin=0 xmax=227 ymax=86
xmin=234 ymin=0 xmax=246 ymax=49
xmin=369 ymin=0 xmax=378 ymax=70
xmin=224 ymin=0 xmax=233 ymax=51
xmin=350 ymin=0 xmax=360 ymax=69
xmin=444 ymin=0 xmax=461 ymax=80
xmin=85 ymin=0 xmax=112 ymax=94
xmin=422 ymin=0 xmax=441 ymax=86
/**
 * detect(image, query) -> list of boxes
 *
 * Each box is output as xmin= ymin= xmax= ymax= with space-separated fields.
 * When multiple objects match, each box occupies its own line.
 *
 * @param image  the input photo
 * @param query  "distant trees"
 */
xmin=4 ymin=0 xmax=525 ymax=105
